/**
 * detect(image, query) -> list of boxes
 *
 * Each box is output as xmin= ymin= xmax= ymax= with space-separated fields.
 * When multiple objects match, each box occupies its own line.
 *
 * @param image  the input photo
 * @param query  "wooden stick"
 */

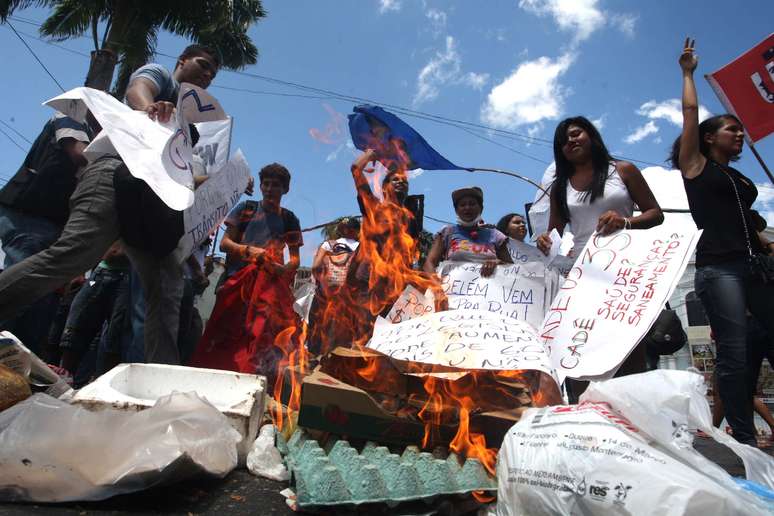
xmin=750 ymin=144 xmax=774 ymax=186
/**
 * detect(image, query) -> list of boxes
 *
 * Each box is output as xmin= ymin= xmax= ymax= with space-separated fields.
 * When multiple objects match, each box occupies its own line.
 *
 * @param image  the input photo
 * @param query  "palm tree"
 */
xmin=0 ymin=0 xmax=265 ymax=97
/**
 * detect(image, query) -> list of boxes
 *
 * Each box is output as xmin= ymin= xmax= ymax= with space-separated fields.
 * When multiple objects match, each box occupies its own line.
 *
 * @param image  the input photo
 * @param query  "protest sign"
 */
xmin=386 ymin=285 xmax=435 ymax=323
xmin=438 ymin=261 xmax=546 ymax=328
xmin=367 ymin=309 xmax=556 ymax=379
xmin=539 ymin=227 xmax=701 ymax=382
xmin=193 ymin=118 xmax=233 ymax=175
xmin=174 ymin=149 xmax=251 ymax=262
xmin=45 ymin=84 xmax=227 ymax=211
xmin=505 ymin=238 xmax=546 ymax=265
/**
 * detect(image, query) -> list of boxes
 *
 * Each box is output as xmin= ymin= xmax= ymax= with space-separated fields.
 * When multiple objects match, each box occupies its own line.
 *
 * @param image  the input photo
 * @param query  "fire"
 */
xmin=267 ymin=133 xmax=558 ymax=486
xmin=271 ymin=324 xmax=308 ymax=437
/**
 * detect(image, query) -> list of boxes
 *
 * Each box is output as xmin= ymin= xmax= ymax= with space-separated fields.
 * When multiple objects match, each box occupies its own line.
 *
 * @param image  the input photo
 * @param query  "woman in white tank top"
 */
xmin=536 ymin=116 xmax=664 ymax=401
xmin=536 ymin=117 xmax=664 ymax=257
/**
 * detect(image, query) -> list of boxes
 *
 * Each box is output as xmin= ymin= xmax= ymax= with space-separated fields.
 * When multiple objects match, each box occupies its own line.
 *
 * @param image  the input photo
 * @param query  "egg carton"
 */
xmin=276 ymin=428 xmax=497 ymax=508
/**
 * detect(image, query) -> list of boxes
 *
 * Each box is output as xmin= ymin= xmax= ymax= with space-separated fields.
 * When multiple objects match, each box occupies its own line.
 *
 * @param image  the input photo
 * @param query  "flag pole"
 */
xmin=749 ymin=144 xmax=774 ymax=186
xmin=465 ymin=167 xmax=550 ymax=196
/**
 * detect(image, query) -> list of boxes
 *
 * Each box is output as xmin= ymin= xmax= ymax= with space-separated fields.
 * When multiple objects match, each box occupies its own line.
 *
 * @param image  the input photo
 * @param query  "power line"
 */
xmin=5 ymin=21 xmax=65 ymax=92
xmin=0 ymin=126 xmax=26 ymax=153
xmin=0 ymin=120 xmax=32 ymax=144
xmin=3 ymin=15 xmax=674 ymax=170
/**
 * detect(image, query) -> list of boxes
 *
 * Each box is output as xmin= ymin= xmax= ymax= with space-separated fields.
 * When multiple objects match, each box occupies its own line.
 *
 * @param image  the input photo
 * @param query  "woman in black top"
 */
xmin=672 ymin=38 xmax=774 ymax=447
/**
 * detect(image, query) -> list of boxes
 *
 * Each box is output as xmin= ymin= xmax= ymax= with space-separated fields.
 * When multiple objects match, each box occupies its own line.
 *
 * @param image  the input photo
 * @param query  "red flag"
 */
xmin=706 ymin=34 xmax=774 ymax=143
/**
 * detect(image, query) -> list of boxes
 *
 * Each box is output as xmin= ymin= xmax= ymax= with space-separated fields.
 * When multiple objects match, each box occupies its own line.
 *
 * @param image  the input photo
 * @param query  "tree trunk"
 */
xmin=83 ymin=3 xmax=136 ymax=93
xmin=84 ymin=49 xmax=117 ymax=91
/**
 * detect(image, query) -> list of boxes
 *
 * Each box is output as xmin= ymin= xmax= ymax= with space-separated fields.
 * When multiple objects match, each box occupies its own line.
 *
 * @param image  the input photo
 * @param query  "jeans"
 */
xmin=0 ymin=205 xmax=63 ymax=355
xmin=59 ymin=267 xmax=128 ymax=372
xmin=0 ymin=156 xmax=122 ymax=320
xmin=124 ymin=246 xmax=184 ymax=365
xmin=695 ymin=259 xmax=774 ymax=446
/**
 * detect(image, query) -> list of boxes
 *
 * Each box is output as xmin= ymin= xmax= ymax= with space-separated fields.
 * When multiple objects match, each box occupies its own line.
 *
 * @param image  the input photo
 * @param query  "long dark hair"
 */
xmin=669 ymin=114 xmax=741 ymax=169
xmin=496 ymin=213 xmax=523 ymax=235
xmin=552 ymin=116 xmax=614 ymax=224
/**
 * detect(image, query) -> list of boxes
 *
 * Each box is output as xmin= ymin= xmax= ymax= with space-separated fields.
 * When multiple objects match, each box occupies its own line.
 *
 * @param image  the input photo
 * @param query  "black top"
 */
xmin=683 ymin=160 xmax=762 ymax=267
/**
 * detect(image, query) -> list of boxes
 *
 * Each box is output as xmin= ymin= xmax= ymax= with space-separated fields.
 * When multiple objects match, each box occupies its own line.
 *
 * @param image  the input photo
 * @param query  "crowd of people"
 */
xmin=0 ymin=40 xmax=773 ymax=448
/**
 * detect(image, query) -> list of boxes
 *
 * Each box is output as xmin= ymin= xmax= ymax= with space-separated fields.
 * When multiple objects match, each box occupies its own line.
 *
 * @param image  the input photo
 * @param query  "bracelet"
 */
xmin=623 ymin=218 xmax=632 ymax=230
xmin=242 ymin=245 xmax=251 ymax=260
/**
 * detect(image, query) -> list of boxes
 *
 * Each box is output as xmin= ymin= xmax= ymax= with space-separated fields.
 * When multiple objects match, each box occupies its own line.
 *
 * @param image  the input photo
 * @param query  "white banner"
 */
xmin=367 ymin=309 xmax=557 ymax=379
xmin=385 ymin=285 xmax=435 ymax=323
xmin=505 ymin=238 xmax=546 ymax=265
xmin=193 ymin=118 xmax=233 ymax=176
xmin=174 ymin=149 xmax=251 ymax=262
xmin=539 ymin=227 xmax=701 ymax=382
xmin=45 ymin=84 xmax=226 ymax=211
xmin=438 ymin=261 xmax=546 ymax=328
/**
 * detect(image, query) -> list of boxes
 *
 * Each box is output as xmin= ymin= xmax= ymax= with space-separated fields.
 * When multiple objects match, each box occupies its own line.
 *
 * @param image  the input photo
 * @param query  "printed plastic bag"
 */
xmin=0 ymin=391 xmax=241 ymax=502
xmin=496 ymin=370 xmax=774 ymax=515
xmin=246 ymin=424 xmax=290 ymax=481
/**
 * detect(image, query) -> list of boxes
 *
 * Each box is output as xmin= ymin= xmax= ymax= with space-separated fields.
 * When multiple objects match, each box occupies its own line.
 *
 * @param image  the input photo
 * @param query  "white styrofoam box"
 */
xmin=73 ymin=363 xmax=266 ymax=463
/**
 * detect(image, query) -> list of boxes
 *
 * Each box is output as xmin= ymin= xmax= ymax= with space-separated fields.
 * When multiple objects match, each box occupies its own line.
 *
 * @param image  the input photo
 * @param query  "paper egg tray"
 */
xmin=277 ymin=428 xmax=497 ymax=508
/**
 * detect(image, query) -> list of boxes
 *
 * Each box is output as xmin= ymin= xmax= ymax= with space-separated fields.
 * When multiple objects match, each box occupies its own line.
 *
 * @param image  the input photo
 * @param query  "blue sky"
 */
xmin=1 ymin=0 xmax=773 ymax=265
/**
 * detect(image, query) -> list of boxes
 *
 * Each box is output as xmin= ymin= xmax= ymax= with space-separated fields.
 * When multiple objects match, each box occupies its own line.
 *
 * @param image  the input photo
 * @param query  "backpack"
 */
xmin=0 ymin=119 xmax=80 ymax=226
xmin=113 ymin=163 xmax=184 ymax=258
xmin=642 ymin=306 xmax=688 ymax=356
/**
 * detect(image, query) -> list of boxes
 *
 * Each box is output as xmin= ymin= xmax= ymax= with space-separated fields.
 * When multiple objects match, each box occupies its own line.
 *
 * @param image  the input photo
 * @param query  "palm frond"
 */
xmin=0 ymin=0 xmax=57 ymax=22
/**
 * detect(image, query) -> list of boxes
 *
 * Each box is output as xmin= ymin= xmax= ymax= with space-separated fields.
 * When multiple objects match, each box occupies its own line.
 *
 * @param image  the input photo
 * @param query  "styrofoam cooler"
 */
xmin=73 ymin=363 xmax=266 ymax=462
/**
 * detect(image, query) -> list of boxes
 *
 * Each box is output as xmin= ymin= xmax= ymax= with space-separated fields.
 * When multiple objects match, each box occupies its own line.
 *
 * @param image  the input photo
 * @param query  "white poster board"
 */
xmin=193 ymin=118 xmax=233 ymax=176
xmin=174 ymin=149 xmax=251 ymax=262
xmin=438 ymin=261 xmax=546 ymax=328
xmin=367 ymin=309 xmax=556 ymax=379
xmin=539 ymin=227 xmax=701 ymax=382
xmin=385 ymin=285 xmax=435 ymax=323
xmin=44 ymin=84 xmax=226 ymax=210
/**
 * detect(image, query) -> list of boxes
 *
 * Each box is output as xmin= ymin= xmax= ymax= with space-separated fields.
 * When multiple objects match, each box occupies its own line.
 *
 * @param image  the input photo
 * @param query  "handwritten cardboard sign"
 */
xmin=45 ymin=84 xmax=226 ymax=211
xmin=539 ymin=227 xmax=701 ymax=382
xmin=505 ymin=238 xmax=546 ymax=265
xmin=386 ymin=285 xmax=435 ymax=323
xmin=173 ymin=149 xmax=251 ymax=262
xmin=438 ymin=261 xmax=546 ymax=328
xmin=367 ymin=309 xmax=556 ymax=378
xmin=193 ymin=118 xmax=233 ymax=175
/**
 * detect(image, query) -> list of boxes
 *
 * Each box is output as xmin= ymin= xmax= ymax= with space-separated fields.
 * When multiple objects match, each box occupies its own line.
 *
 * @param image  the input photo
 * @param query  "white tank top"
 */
xmin=566 ymin=163 xmax=633 ymax=255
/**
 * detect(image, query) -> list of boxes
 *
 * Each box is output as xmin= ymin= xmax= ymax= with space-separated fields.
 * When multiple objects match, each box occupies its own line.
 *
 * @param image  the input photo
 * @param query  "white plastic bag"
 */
xmin=246 ymin=424 xmax=290 ymax=481
xmin=496 ymin=370 xmax=774 ymax=515
xmin=0 ymin=391 xmax=241 ymax=502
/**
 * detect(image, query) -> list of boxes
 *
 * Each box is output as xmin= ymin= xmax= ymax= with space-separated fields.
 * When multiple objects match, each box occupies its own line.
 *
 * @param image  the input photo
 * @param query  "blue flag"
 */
xmin=348 ymin=105 xmax=463 ymax=171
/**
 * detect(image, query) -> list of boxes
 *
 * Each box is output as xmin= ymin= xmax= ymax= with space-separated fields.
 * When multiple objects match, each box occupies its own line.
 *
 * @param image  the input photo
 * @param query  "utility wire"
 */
xmin=0 ymin=126 xmax=27 ymax=153
xmin=0 ymin=120 xmax=32 ymax=144
xmin=2 ymin=16 xmax=684 ymax=170
xmin=5 ymin=21 xmax=65 ymax=92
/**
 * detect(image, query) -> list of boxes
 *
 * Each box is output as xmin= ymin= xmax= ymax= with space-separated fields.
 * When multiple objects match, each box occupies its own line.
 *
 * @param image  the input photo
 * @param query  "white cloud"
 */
xmin=624 ymin=120 xmax=658 ymax=144
xmin=425 ymin=7 xmax=447 ymax=33
xmin=413 ymin=36 xmax=489 ymax=106
xmin=611 ymin=13 xmax=637 ymax=38
xmin=518 ymin=0 xmax=634 ymax=42
xmin=378 ymin=0 xmax=401 ymax=14
xmin=590 ymin=115 xmax=606 ymax=130
xmin=480 ymin=53 xmax=574 ymax=129
xmin=637 ymin=99 xmax=712 ymax=127
xmin=755 ymin=183 xmax=774 ymax=228
xmin=462 ymin=72 xmax=488 ymax=90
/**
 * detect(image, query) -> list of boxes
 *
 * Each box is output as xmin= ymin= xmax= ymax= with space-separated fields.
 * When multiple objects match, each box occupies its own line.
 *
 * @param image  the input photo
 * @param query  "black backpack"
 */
xmin=113 ymin=163 xmax=184 ymax=258
xmin=643 ymin=305 xmax=688 ymax=356
xmin=0 ymin=118 xmax=80 ymax=226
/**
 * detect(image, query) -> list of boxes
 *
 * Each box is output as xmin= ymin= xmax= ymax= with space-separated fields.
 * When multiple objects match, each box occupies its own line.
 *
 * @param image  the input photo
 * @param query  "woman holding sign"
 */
xmin=423 ymin=187 xmax=512 ymax=277
xmin=535 ymin=117 xmax=663 ymax=257
xmin=672 ymin=38 xmax=774 ymax=447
